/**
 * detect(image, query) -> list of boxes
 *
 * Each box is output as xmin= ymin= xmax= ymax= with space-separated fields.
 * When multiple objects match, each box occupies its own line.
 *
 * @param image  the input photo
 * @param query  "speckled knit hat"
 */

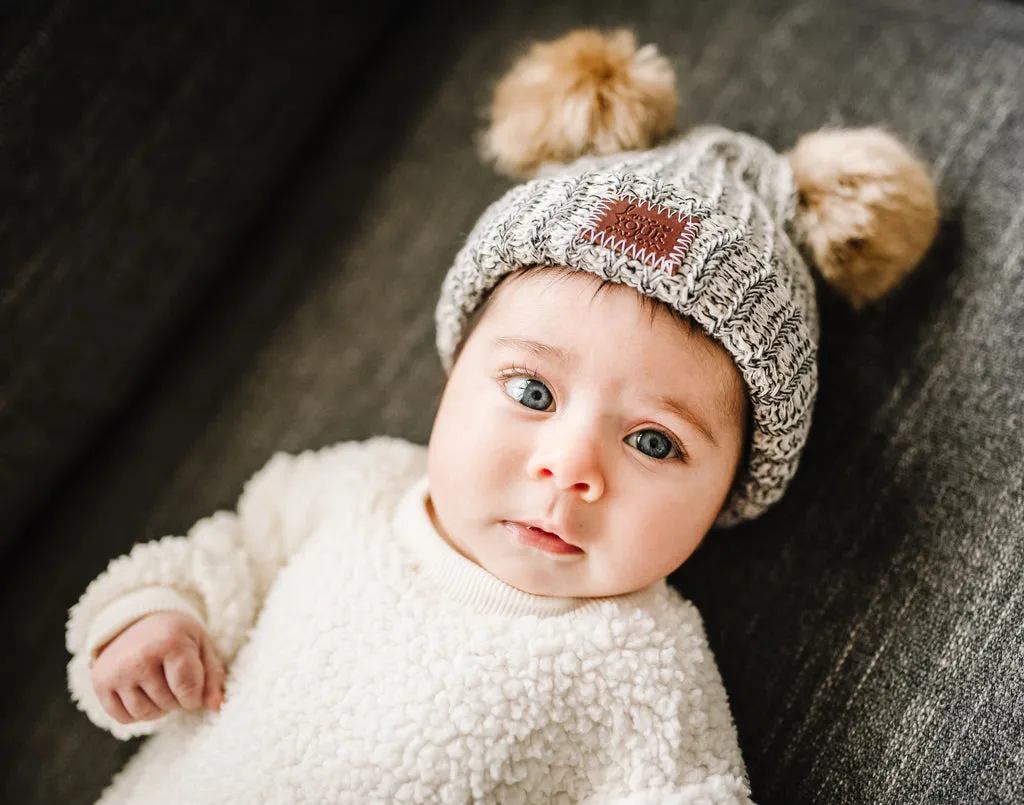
xmin=436 ymin=127 xmax=813 ymax=526
xmin=434 ymin=30 xmax=938 ymax=526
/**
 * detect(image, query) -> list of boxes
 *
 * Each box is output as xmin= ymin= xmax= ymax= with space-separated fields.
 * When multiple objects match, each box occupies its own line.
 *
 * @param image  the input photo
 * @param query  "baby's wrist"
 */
xmin=86 ymin=587 xmax=205 ymax=659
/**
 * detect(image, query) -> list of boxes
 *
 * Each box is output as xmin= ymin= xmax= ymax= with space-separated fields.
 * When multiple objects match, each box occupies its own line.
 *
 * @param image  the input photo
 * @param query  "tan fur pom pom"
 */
xmin=788 ymin=128 xmax=940 ymax=307
xmin=483 ymin=29 xmax=678 ymax=178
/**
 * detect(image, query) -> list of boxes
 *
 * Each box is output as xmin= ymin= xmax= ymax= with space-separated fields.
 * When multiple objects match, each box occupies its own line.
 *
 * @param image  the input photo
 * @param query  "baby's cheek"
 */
xmin=459 ymin=412 xmax=503 ymax=477
xmin=657 ymin=522 xmax=709 ymax=575
xmin=607 ymin=517 xmax=704 ymax=591
xmin=432 ymin=397 xmax=507 ymax=501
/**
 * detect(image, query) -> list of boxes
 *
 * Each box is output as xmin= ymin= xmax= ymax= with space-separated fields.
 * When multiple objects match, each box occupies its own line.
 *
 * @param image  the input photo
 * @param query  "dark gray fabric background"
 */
xmin=1 ymin=1 xmax=1022 ymax=803
xmin=0 ymin=1 xmax=400 ymax=554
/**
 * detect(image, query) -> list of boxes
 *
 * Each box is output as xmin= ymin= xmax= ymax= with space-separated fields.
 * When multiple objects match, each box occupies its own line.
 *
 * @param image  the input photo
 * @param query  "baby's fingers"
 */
xmin=164 ymin=647 xmax=206 ymax=711
xmin=141 ymin=672 xmax=179 ymax=714
xmin=199 ymin=634 xmax=225 ymax=711
xmin=99 ymin=689 xmax=134 ymax=725
xmin=120 ymin=686 xmax=164 ymax=722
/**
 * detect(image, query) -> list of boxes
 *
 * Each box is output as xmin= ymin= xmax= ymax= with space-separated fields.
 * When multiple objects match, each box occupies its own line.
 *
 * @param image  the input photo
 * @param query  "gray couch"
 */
xmin=2 ymin=1 xmax=1022 ymax=802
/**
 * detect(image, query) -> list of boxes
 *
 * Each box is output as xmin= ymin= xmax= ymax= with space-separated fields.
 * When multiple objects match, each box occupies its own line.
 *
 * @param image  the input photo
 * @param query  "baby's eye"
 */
xmin=504 ymin=378 xmax=554 ymax=411
xmin=627 ymin=429 xmax=680 ymax=460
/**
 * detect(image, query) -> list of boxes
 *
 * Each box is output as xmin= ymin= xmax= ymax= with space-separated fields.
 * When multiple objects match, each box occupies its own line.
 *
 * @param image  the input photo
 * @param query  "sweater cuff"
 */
xmin=85 ymin=587 xmax=206 ymax=658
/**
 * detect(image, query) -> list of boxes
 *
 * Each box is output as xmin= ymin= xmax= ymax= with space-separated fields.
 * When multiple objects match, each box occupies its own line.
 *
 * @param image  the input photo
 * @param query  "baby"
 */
xmin=66 ymin=30 xmax=938 ymax=804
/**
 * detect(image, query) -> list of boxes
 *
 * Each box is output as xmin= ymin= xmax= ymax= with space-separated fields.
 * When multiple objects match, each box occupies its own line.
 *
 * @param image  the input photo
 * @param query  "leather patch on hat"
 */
xmin=580 ymin=196 xmax=701 ymax=275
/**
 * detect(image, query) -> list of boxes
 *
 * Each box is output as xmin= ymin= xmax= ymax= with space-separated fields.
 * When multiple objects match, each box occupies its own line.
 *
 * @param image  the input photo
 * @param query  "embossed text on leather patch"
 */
xmin=579 ymin=196 xmax=701 ymax=275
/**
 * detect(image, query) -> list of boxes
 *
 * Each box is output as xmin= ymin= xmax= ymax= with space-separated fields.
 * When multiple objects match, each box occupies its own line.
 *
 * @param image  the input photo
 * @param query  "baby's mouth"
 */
xmin=503 ymin=521 xmax=585 ymax=556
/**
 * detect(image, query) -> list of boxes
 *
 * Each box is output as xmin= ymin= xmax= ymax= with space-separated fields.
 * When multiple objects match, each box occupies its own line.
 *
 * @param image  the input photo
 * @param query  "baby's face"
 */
xmin=426 ymin=269 xmax=747 ymax=598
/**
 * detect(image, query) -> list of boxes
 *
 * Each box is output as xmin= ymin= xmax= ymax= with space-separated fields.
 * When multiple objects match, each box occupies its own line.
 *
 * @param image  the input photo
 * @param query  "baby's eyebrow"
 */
xmin=655 ymin=394 xmax=718 ymax=447
xmin=493 ymin=337 xmax=572 ymax=365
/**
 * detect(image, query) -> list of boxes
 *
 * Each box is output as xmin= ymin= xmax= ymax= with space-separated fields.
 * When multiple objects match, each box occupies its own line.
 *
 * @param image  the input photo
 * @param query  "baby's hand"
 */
xmin=91 ymin=611 xmax=226 ymax=724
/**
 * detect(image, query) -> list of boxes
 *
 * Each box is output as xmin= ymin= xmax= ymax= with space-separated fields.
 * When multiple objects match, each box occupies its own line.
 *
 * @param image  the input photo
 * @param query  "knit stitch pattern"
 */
xmin=435 ymin=126 xmax=819 ymax=525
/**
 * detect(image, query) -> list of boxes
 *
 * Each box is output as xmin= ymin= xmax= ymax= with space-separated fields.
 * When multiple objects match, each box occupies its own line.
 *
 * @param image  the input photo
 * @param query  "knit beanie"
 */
xmin=435 ymin=30 xmax=939 ymax=526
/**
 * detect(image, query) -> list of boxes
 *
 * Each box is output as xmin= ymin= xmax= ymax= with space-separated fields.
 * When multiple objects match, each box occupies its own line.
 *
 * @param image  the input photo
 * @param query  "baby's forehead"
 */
xmin=489 ymin=266 xmax=718 ymax=353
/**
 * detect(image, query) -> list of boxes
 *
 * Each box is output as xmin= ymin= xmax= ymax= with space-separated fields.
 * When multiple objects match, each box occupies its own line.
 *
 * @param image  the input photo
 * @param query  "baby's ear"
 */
xmin=787 ymin=128 xmax=940 ymax=307
xmin=482 ymin=29 xmax=678 ymax=178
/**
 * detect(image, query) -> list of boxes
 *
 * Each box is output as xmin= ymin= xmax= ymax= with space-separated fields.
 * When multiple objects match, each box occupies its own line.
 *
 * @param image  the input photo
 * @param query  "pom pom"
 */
xmin=788 ymin=128 xmax=940 ymax=307
xmin=483 ymin=29 xmax=678 ymax=178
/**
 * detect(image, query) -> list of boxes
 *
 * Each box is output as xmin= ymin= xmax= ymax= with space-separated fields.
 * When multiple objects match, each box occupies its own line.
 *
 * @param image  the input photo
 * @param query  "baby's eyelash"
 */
xmin=499 ymin=363 xmax=544 ymax=380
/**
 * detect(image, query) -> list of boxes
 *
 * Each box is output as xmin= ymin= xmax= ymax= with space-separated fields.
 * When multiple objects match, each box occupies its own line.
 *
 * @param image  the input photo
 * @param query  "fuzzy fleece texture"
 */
xmin=66 ymin=437 xmax=753 ymax=804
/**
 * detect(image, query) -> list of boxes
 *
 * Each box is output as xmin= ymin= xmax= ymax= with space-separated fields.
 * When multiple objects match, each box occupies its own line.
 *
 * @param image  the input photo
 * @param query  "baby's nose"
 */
xmin=528 ymin=433 xmax=606 ymax=503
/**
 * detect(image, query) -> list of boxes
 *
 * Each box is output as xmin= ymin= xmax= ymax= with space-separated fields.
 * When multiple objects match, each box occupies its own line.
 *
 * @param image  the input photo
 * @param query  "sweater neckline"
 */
xmin=392 ymin=476 xmax=663 ymax=618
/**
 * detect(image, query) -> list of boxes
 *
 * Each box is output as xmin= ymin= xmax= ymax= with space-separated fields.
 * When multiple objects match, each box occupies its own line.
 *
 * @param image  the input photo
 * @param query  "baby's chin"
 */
xmin=478 ymin=551 xmax=585 ymax=598
xmin=480 ymin=552 xmax=633 ymax=600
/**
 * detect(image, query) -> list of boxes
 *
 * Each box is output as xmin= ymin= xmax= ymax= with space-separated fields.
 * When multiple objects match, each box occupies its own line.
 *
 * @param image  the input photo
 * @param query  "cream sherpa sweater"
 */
xmin=66 ymin=437 xmax=753 ymax=804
